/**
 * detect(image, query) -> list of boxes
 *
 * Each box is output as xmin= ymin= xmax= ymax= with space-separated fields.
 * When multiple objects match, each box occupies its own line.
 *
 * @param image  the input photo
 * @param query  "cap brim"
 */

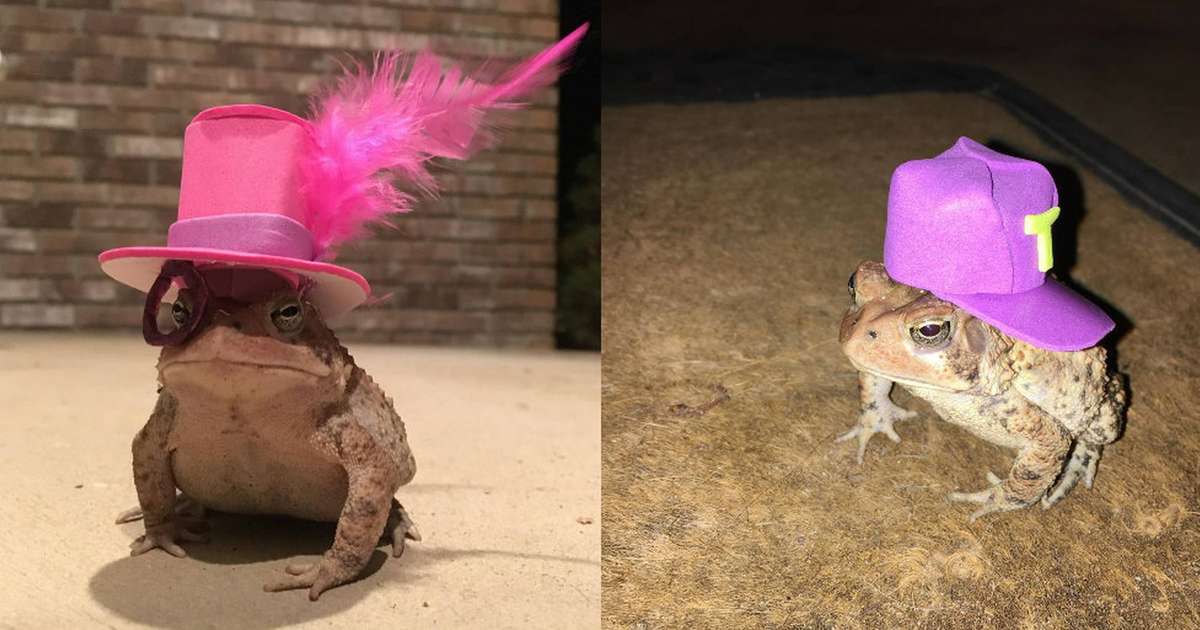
xmin=98 ymin=247 xmax=370 ymax=320
xmin=936 ymin=278 xmax=1115 ymax=351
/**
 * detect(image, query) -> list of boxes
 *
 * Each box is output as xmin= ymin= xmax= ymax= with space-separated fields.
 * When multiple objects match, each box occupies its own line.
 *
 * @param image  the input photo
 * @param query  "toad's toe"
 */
xmin=264 ymin=561 xmax=341 ymax=601
xmin=387 ymin=501 xmax=422 ymax=558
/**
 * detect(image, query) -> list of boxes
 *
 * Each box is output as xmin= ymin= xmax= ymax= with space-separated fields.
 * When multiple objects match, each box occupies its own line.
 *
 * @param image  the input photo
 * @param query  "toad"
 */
xmin=98 ymin=26 xmax=587 ymax=599
xmin=838 ymin=261 xmax=1126 ymax=521
xmin=117 ymin=266 xmax=419 ymax=600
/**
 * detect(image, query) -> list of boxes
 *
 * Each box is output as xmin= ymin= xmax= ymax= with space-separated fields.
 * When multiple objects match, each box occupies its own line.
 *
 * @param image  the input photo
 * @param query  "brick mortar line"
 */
xmin=0 ymin=177 xmax=562 ymax=190
xmin=0 ymin=163 xmax=561 ymax=179
xmin=182 ymin=10 xmax=562 ymax=23
xmin=12 ymin=102 xmax=559 ymax=119
xmin=0 ymin=191 xmax=561 ymax=206
xmin=359 ymin=1 xmax=559 ymax=20
xmin=0 ymin=96 xmax=559 ymax=124
xmin=0 ymin=215 xmax=564 ymax=228
xmin=130 ymin=76 xmax=559 ymax=112
xmin=0 ymin=141 xmax=562 ymax=157
xmin=0 ymin=5 xmax=562 ymax=28
xmin=0 ymin=145 xmax=561 ymax=160
xmin=1 ymin=121 xmax=559 ymax=140
xmin=122 ymin=2 xmax=564 ymax=21
xmin=127 ymin=10 xmax=564 ymax=23
xmin=0 ymin=170 xmax=562 ymax=182
xmin=1 ymin=17 xmax=561 ymax=46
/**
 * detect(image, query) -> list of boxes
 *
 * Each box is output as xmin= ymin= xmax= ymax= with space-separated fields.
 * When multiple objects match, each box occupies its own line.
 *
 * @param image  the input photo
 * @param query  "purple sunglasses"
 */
xmin=143 ymin=260 xmax=210 ymax=346
xmin=143 ymin=261 xmax=311 ymax=346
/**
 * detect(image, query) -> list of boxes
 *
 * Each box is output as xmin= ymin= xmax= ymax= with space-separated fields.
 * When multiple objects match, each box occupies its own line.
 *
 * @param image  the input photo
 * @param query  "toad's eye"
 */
xmin=909 ymin=320 xmax=951 ymax=347
xmin=847 ymin=272 xmax=857 ymax=301
xmin=270 ymin=301 xmax=304 ymax=334
xmin=171 ymin=296 xmax=192 ymax=327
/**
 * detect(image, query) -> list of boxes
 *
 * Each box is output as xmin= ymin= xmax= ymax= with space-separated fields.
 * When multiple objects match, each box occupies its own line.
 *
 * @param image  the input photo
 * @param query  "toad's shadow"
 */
xmin=90 ymin=485 xmax=596 ymax=629
xmin=90 ymin=512 xmax=396 ymax=629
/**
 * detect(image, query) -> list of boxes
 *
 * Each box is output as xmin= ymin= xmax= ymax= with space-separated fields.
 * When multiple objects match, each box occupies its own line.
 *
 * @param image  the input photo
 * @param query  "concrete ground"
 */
xmin=0 ymin=332 xmax=599 ymax=629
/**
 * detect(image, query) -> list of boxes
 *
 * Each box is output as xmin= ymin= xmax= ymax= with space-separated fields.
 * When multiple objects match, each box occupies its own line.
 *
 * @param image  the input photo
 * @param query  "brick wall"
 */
xmin=0 ymin=0 xmax=562 ymax=347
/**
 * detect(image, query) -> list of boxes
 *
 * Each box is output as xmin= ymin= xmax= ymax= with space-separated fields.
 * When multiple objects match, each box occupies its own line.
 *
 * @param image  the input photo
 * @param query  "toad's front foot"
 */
xmin=947 ymin=471 xmax=1028 ymax=522
xmin=264 ymin=556 xmax=360 ymax=601
xmin=130 ymin=520 xmax=209 ymax=558
xmin=836 ymin=403 xmax=918 ymax=464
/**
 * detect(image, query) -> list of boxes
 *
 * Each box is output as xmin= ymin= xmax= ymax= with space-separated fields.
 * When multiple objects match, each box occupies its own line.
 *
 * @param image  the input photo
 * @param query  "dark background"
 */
xmin=556 ymin=0 xmax=600 ymax=349
xmin=601 ymin=0 xmax=1200 ymax=205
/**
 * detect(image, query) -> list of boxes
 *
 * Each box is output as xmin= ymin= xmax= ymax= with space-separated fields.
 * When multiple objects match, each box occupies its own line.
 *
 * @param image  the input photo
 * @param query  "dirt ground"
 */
xmin=601 ymin=93 xmax=1200 ymax=628
xmin=0 ymin=333 xmax=599 ymax=629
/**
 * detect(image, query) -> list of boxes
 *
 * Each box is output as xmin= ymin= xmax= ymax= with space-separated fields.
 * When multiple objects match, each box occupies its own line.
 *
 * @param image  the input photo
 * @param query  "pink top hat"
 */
xmin=883 ymin=137 xmax=1114 ymax=351
xmin=99 ymin=25 xmax=588 ymax=320
xmin=100 ymin=105 xmax=371 ymax=318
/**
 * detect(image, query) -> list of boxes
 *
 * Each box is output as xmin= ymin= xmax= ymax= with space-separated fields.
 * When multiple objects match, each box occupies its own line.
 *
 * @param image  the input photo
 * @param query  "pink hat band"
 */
xmin=167 ymin=213 xmax=315 ymax=261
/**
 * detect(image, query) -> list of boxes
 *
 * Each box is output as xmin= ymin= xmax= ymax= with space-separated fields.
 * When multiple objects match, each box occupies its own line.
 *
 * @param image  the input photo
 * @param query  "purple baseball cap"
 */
xmin=883 ymin=137 xmax=1114 ymax=351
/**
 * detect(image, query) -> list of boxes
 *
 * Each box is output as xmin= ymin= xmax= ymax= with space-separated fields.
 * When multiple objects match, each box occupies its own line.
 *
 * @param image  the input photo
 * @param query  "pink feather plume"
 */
xmin=300 ymin=24 xmax=588 ymax=259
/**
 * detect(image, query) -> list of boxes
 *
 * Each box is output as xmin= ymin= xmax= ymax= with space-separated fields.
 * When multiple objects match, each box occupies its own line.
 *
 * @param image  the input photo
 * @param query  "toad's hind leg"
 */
xmin=1042 ymin=374 xmax=1124 ymax=508
xmin=949 ymin=405 xmax=1070 ymax=521
xmin=264 ymin=419 xmax=404 ymax=601
xmin=1042 ymin=441 xmax=1103 ymax=508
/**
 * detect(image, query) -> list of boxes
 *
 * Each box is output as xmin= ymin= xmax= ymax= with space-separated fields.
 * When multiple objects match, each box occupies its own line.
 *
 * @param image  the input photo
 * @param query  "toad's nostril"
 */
xmin=867 ymin=330 xmax=878 ymax=339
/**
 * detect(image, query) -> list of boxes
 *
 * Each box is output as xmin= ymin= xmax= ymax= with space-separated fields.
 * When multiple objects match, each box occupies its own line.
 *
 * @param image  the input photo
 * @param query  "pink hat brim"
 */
xmin=936 ymin=278 xmax=1115 ymax=352
xmin=98 ymin=247 xmax=370 ymax=320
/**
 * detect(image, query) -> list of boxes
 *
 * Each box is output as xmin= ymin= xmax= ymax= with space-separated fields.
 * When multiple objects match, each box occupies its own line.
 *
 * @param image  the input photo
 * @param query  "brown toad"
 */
xmin=838 ymin=261 xmax=1125 ymax=521
xmin=117 ymin=267 xmax=419 ymax=600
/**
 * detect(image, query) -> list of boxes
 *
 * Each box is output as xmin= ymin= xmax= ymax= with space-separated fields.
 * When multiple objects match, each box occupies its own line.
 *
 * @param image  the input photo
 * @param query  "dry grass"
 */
xmin=601 ymin=94 xmax=1200 ymax=629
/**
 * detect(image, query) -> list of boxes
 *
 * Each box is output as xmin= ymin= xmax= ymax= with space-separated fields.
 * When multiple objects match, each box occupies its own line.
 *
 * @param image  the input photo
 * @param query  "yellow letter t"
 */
xmin=1023 ymin=206 xmax=1060 ymax=272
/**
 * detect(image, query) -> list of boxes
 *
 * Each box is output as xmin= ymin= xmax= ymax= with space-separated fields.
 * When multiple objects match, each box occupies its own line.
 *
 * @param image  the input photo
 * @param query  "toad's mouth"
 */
xmin=160 ymin=356 xmax=331 ymax=378
xmin=844 ymin=356 xmax=965 ymax=393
